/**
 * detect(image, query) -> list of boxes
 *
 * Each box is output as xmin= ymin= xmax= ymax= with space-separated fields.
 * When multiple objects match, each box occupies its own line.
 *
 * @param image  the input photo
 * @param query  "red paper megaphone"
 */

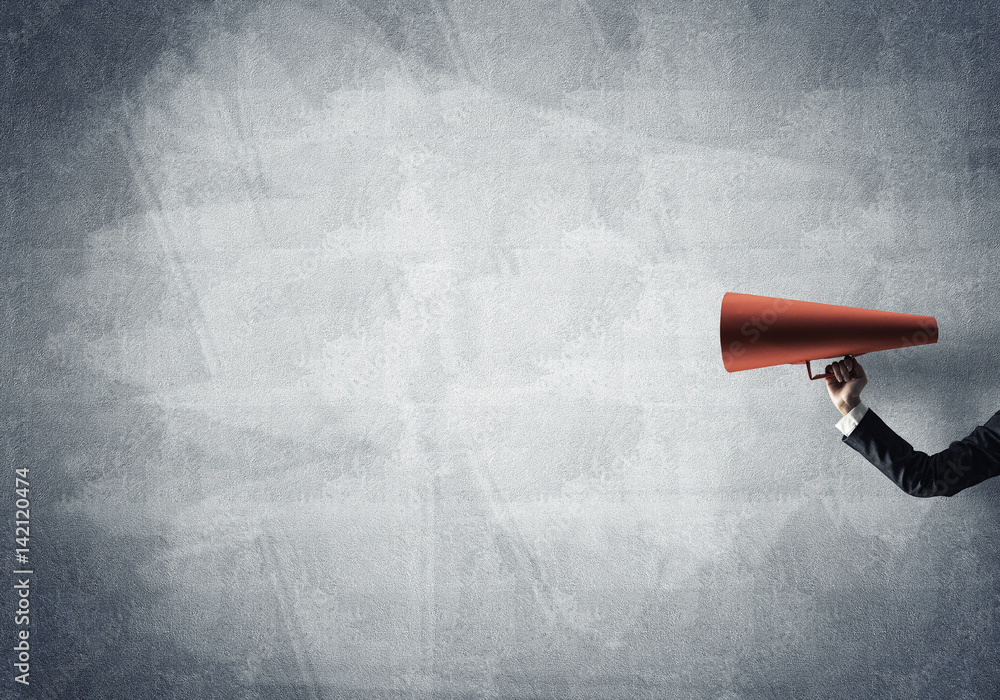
xmin=721 ymin=292 xmax=938 ymax=379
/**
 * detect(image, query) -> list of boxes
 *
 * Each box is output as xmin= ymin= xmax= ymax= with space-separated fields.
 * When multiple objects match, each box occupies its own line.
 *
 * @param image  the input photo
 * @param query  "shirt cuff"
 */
xmin=835 ymin=401 xmax=868 ymax=436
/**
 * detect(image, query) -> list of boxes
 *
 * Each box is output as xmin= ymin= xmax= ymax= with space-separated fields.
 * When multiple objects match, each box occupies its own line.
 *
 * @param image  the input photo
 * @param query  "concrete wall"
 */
xmin=5 ymin=1 xmax=1000 ymax=697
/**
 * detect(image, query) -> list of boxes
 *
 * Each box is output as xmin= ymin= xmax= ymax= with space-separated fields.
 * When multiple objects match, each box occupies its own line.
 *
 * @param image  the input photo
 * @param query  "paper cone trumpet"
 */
xmin=721 ymin=292 xmax=938 ymax=379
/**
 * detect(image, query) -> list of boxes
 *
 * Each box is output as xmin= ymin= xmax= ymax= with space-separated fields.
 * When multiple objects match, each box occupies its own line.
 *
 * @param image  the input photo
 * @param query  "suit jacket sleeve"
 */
xmin=843 ymin=408 xmax=1000 ymax=497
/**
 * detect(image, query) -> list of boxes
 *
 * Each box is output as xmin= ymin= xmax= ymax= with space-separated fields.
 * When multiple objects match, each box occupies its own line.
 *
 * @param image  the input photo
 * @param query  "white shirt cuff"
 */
xmin=835 ymin=401 xmax=869 ymax=436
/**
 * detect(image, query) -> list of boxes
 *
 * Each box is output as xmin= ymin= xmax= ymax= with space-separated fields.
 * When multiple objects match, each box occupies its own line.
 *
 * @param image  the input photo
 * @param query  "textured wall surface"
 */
xmin=4 ymin=1 xmax=1000 ymax=698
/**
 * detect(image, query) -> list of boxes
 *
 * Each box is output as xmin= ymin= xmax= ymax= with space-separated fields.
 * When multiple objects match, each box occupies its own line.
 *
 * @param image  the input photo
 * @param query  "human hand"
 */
xmin=825 ymin=355 xmax=867 ymax=416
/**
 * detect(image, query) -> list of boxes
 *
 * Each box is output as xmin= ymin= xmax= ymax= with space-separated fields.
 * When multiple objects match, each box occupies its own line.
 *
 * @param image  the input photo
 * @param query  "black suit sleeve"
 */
xmin=843 ymin=408 xmax=1000 ymax=497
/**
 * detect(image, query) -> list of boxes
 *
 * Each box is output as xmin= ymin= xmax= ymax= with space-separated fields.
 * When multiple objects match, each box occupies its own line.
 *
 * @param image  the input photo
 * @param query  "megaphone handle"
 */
xmin=806 ymin=360 xmax=834 ymax=380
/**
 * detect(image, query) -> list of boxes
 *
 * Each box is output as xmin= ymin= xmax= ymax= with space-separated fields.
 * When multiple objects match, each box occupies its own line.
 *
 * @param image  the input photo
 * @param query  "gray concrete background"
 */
xmin=4 ymin=1 xmax=1000 ymax=698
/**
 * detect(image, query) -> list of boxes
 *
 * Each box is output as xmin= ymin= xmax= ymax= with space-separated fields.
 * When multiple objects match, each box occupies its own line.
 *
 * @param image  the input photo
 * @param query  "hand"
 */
xmin=825 ymin=355 xmax=868 ymax=416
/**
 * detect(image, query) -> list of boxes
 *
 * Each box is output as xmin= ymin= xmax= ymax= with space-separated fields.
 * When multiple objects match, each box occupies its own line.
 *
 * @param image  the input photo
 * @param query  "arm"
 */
xmin=826 ymin=356 xmax=1000 ymax=497
xmin=844 ymin=407 xmax=1000 ymax=497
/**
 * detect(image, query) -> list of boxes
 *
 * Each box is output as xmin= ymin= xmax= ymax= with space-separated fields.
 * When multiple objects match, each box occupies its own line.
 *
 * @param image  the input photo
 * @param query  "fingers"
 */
xmin=828 ymin=360 xmax=842 ymax=382
xmin=849 ymin=355 xmax=867 ymax=380
xmin=831 ymin=355 xmax=865 ymax=382
xmin=833 ymin=360 xmax=846 ymax=382
xmin=830 ymin=357 xmax=850 ymax=382
xmin=824 ymin=364 xmax=839 ymax=387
